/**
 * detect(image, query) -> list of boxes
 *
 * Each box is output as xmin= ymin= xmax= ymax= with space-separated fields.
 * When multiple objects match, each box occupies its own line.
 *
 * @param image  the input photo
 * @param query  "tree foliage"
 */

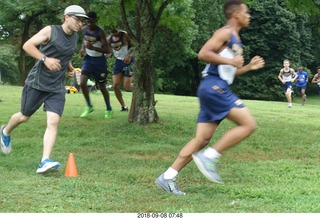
xmin=0 ymin=44 xmax=19 ymax=85
xmin=1 ymin=0 xmax=320 ymax=117
xmin=232 ymin=0 xmax=318 ymax=100
xmin=152 ymin=0 xmax=197 ymax=95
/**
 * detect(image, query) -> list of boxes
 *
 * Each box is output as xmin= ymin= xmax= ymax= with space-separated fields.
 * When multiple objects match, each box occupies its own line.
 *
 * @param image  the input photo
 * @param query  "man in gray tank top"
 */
xmin=0 ymin=5 xmax=89 ymax=173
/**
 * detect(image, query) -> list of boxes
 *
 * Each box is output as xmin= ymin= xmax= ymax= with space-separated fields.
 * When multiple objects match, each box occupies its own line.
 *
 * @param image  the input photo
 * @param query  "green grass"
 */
xmin=1 ymin=85 xmax=320 ymax=213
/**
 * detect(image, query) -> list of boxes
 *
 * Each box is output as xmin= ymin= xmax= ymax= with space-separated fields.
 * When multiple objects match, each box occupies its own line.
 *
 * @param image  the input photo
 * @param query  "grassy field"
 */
xmin=1 ymin=85 xmax=320 ymax=213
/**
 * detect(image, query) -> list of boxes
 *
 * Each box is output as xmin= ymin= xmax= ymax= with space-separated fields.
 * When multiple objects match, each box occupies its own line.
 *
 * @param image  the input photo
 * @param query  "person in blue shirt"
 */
xmin=295 ymin=66 xmax=308 ymax=106
xmin=155 ymin=0 xmax=265 ymax=195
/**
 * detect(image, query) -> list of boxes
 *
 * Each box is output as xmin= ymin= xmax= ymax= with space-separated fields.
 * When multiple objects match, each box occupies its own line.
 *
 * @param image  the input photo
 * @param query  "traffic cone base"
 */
xmin=65 ymin=153 xmax=78 ymax=177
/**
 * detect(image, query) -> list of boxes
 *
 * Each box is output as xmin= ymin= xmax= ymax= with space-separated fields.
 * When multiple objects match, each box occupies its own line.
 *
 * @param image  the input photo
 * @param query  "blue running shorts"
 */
xmin=282 ymin=81 xmax=293 ymax=92
xmin=197 ymin=75 xmax=245 ymax=123
xmin=113 ymin=58 xmax=134 ymax=77
xmin=82 ymin=55 xmax=108 ymax=84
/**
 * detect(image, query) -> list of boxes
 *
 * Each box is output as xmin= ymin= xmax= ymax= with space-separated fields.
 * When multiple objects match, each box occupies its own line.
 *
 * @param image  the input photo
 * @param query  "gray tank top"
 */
xmin=25 ymin=25 xmax=78 ymax=92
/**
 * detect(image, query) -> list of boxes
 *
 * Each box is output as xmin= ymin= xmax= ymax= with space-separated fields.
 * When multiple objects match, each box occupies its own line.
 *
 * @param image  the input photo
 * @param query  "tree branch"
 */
xmin=154 ymin=0 xmax=173 ymax=29
xmin=120 ymin=0 xmax=137 ymax=43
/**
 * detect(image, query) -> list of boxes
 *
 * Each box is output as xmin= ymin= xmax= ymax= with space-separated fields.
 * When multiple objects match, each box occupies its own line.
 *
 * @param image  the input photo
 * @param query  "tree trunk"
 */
xmin=129 ymin=3 xmax=159 ymax=124
xmin=129 ymin=48 xmax=159 ymax=124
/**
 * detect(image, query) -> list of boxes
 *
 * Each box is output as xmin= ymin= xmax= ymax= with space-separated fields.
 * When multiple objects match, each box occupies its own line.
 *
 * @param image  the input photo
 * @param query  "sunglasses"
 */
xmin=71 ymin=16 xmax=86 ymax=24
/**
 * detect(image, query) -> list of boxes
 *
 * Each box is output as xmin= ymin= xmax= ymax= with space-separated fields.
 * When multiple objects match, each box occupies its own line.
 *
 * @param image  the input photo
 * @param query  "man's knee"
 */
xmin=16 ymin=113 xmax=30 ymax=123
xmin=113 ymin=82 xmax=121 ymax=90
xmin=247 ymin=121 xmax=257 ymax=134
xmin=20 ymin=116 xmax=29 ymax=123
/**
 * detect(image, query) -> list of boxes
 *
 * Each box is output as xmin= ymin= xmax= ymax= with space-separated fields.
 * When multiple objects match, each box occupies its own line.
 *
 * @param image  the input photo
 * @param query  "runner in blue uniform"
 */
xmin=295 ymin=66 xmax=308 ymax=106
xmin=107 ymin=28 xmax=135 ymax=112
xmin=278 ymin=59 xmax=297 ymax=108
xmin=79 ymin=11 xmax=113 ymax=119
xmin=155 ymin=0 xmax=265 ymax=195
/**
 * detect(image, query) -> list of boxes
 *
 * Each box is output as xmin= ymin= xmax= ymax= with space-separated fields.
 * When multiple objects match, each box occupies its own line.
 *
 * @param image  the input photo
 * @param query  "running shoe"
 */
xmin=120 ymin=106 xmax=129 ymax=112
xmin=36 ymin=158 xmax=60 ymax=173
xmin=80 ymin=106 xmax=94 ymax=118
xmin=104 ymin=110 xmax=113 ymax=119
xmin=192 ymin=151 xmax=223 ymax=183
xmin=1 ymin=125 xmax=12 ymax=155
xmin=155 ymin=174 xmax=185 ymax=196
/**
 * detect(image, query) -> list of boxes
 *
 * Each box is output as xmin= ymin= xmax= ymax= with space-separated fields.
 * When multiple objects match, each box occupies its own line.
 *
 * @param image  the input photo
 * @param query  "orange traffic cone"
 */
xmin=65 ymin=153 xmax=78 ymax=177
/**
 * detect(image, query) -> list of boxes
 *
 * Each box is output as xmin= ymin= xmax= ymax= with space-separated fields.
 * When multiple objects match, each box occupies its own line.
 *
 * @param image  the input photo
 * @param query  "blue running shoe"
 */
xmin=1 ymin=125 xmax=12 ymax=155
xmin=192 ymin=151 xmax=223 ymax=183
xmin=155 ymin=174 xmax=185 ymax=196
xmin=36 ymin=158 xmax=60 ymax=173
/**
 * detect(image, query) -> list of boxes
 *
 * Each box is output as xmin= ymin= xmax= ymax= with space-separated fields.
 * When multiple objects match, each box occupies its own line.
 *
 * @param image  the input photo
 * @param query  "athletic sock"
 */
xmin=2 ymin=128 xmax=9 ymax=136
xmin=203 ymin=148 xmax=222 ymax=160
xmin=163 ymin=167 xmax=178 ymax=179
xmin=106 ymin=100 xmax=112 ymax=111
xmin=85 ymin=97 xmax=92 ymax=108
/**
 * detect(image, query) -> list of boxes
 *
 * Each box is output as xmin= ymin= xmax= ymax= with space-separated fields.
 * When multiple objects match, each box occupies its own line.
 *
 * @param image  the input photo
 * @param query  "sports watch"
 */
xmin=40 ymin=55 xmax=46 ymax=62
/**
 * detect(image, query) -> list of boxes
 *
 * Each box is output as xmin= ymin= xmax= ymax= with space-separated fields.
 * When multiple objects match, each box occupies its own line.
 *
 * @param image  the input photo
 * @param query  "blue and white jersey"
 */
xmin=110 ymin=31 xmax=129 ymax=60
xmin=83 ymin=26 xmax=104 ymax=57
xmin=201 ymin=32 xmax=243 ymax=85
xmin=296 ymin=71 xmax=308 ymax=87
xmin=280 ymin=68 xmax=294 ymax=82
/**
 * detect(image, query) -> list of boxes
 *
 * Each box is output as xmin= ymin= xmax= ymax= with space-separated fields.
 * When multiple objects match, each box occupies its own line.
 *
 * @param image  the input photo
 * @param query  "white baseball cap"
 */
xmin=64 ymin=5 xmax=89 ymax=19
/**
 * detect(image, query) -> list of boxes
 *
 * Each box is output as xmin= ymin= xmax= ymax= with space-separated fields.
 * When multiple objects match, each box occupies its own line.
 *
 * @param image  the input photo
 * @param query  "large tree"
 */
xmin=118 ymin=0 xmax=174 ymax=124
xmin=92 ymin=0 xmax=198 ymax=123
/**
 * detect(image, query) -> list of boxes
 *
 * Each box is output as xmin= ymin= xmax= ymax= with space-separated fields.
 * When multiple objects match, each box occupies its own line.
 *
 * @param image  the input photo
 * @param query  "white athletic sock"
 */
xmin=163 ymin=167 xmax=178 ymax=179
xmin=203 ymin=148 xmax=222 ymax=160
xmin=2 ymin=128 xmax=9 ymax=136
